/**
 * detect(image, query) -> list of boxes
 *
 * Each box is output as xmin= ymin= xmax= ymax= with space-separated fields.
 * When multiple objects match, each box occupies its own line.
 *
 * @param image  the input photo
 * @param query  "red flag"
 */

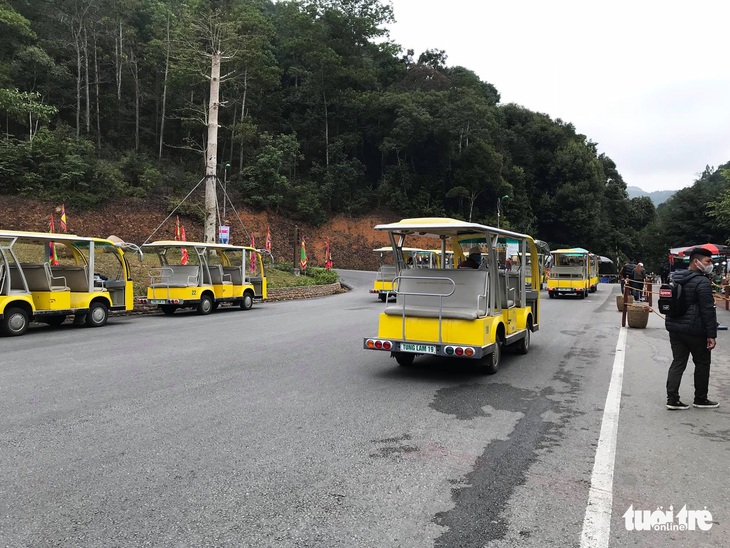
xmin=265 ymin=227 xmax=272 ymax=253
xmin=48 ymin=214 xmax=59 ymax=266
xmin=250 ymin=234 xmax=257 ymax=271
xmin=60 ymin=204 xmax=67 ymax=232
xmin=180 ymin=224 xmax=189 ymax=265
xmin=325 ymin=237 xmax=333 ymax=270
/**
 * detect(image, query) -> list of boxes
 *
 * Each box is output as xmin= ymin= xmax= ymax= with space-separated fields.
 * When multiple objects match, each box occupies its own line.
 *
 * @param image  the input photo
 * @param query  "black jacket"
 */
xmin=665 ymin=269 xmax=717 ymax=338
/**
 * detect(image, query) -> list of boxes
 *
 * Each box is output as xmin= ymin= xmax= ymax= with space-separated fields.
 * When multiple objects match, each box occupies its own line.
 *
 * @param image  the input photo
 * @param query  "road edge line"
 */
xmin=579 ymin=326 xmax=628 ymax=548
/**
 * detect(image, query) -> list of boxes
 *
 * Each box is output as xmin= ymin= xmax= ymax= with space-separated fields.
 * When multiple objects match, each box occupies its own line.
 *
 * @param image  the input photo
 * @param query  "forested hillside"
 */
xmin=1 ymin=0 xmax=728 ymax=267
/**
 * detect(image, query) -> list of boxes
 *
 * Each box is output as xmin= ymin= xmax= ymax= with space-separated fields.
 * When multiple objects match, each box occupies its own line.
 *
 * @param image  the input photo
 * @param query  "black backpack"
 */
xmin=658 ymin=272 xmax=697 ymax=317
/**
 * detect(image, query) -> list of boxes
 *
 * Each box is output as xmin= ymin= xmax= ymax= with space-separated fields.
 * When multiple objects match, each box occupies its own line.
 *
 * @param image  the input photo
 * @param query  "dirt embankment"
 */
xmin=0 ymin=195 xmax=428 ymax=271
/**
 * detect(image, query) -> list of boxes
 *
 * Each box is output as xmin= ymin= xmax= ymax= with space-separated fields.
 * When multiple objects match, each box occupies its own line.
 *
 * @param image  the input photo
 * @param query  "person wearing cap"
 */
xmin=631 ymin=262 xmax=646 ymax=301
xmin=665 ymin=246 xmax=719 ymax=410
xmin=458 ymin=247 xmax=481 ymax=269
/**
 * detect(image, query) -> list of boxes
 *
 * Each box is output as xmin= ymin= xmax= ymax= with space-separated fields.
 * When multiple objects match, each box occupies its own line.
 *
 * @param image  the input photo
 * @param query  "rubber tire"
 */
xmin=160 ymin=305 xmax=177 ymax=315
xmin=45 ymin=314 xmax=67 ymax=327
xmin=197 ymin=294 xmax=213 ymax=315
xmin=394 ymin=352 xmax=415 ymax=367
xmin=378 ymin=294 xmax=386 ymax=302
xmin=548 ymin=292 xmax=555 ymax=299
xmin=240 ymin=291 xmax=254 ymax=311
xmin=85 ymin=301 xmax=109 ymax=327
xmin=1 ymin=307 xmax=29 ymax=336
xmin=516 ymin=323 xmax=531 ymax=355
xmin=482 ymin=337 xmax=502 ymax=375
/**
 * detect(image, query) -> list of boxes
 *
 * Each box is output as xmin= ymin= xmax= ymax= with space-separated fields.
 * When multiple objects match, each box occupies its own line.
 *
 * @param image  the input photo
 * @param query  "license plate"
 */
xmin=557 ymin=288 xmax=571 ymax=292
xmin=400 ymin=343 xmax=437 ymax=354
xmin=150 ymin=299 xmax=167 ymax=304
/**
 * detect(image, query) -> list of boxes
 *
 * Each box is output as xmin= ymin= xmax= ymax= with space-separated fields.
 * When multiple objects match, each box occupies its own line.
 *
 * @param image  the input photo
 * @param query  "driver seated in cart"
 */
xmin=458 ymin=247 xmax=482 ymax=269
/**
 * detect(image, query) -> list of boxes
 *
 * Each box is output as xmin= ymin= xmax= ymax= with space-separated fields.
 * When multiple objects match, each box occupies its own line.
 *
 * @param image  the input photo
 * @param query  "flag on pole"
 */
xmin=180 ymin=225 xmax=189 ymax=265
xmin=175 ymin=216 xmax=189 ymax=265
xmin=300 ymin=237 xmax=308 ymax=271
xmin=325 ymin=237 xmax=333 ymax=270
xmin=48 ymin=214 xmax=59 ymax=266
xmin=60 ymin=204 xmax=67 ymax=232
xmin=265 ymin=227 xmax=272 ymax=253
xmin=250 ymin=234 xmax=257 ymax=271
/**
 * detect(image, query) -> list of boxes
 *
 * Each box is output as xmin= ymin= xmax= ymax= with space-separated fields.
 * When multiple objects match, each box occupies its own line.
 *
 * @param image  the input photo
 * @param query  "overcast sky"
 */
xmin=385 ymin=0 xmax=730 ymax=192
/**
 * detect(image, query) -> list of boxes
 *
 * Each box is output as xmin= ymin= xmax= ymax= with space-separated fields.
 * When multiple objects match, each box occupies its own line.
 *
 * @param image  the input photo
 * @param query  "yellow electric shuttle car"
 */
xmin=363 ymin=218 xmax=540 ymax=374
xmin=0 ymin=230 xmax=136 ymax=336
xmin=588 ymin=253 xmax=599 ymax=293
xmin=547 ymin=248 xmax=591 ymax=298
xmin=140 ymin=241 xmax=266 ymax=315
xmin=370 ymin=246 xmax=423 ymax=302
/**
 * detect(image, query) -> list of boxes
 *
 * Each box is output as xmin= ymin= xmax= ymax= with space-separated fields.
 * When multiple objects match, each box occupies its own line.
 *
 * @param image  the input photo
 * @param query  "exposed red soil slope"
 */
xmin=0 ymin=196 xmax=433 ymax=271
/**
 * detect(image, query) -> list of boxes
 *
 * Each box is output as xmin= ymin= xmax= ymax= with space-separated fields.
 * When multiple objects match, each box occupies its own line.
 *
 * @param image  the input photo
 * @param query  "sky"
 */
xmin=385 ymin=0 xmax=730 ymax=192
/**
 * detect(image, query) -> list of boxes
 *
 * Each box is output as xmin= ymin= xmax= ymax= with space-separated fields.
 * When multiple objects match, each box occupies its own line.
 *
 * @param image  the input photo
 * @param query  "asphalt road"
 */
xmin=1 ymin=272 xmax=729 ymax=547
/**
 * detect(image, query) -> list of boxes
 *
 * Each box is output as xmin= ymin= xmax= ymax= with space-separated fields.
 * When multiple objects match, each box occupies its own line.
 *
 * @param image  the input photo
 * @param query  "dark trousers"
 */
xmin=666 ymin=331 xmax=711 ymax=401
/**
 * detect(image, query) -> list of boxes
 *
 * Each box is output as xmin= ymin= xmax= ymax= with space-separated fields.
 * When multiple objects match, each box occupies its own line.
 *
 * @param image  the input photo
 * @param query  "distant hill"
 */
xmin=627 ymin=186 xmax=677 ymax=206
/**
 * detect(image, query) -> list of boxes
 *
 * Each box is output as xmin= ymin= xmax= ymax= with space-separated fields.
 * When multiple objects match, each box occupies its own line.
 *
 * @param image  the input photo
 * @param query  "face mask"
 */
xmin=697 ymin=261 xmax=713 ymax=275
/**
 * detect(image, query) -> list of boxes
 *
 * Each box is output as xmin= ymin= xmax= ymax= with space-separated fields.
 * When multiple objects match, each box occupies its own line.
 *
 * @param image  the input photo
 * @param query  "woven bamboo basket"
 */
xmin=627 ymin=303 xmax=650 ymax=328
xmin=616 ymin=294 xmax=634 ymax=311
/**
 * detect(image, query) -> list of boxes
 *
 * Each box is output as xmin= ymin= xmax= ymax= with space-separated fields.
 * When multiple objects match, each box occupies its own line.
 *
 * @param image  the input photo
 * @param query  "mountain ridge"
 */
xmin=626 ymin=186 xmax=677 ymax=206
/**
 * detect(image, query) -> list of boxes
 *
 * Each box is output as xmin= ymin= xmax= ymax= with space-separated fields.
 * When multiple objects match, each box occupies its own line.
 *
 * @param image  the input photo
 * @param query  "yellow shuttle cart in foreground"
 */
xmin=363 ymin=218 xmax=540 ymax=374
xmin=547 ymin=247 xmax=591 ymax=298
xmin=0 ymin=230 xmax=136 ymax=336
xmin=140 ymin=241 xmax=266 ymax=315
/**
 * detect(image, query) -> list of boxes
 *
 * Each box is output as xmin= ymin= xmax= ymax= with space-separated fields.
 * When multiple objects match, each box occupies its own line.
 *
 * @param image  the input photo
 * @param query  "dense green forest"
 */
xmin=1 ymin=0 xmax=728 ymax=268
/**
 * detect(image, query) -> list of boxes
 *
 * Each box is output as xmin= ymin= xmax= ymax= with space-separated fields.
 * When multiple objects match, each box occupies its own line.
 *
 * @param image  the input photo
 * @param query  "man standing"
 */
xmin=632 ymin=262 xmax=645 ymax=301
xmin=665 ymin=247 xmax=718 ymax=410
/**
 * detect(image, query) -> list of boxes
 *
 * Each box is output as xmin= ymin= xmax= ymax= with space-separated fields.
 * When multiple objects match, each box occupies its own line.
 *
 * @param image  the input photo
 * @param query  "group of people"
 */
xmin=620 ymin=260 xmax=647 ymax=301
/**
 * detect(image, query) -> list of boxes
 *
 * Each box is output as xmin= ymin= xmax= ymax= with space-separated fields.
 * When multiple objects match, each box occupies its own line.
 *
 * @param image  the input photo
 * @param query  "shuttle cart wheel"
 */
xmin=482 ymin=337 xmax=502 ymax=375
xmin=85 ymin=301 xmax=109 ymax=327
xmin=197 ymin=295 xmax=214 ymax=315
xmin=1 ymin=307 xmax=29 ymax=336
xmin=394 ymin=352 xmax=415 ymax=367
xmin=240 ymin=291 xmax=254 ymax=311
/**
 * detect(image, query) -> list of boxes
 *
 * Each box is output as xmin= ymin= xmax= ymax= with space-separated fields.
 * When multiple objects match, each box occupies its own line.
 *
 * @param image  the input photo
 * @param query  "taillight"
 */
xmin=464 ymin=347 xmax=475 ymax=357
xmin=445 ymin=346 xmax=454 ymax=355
xmin=366 ymin=339 xmax=392 ymax=351
xmin=455 ymin=347 xmax=464 ymax=356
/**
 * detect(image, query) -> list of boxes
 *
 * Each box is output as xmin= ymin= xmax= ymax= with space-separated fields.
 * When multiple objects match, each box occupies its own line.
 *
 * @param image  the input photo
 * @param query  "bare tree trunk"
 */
xmin=229 ymin=103 xmax=236 ymax=165
xmin=238 ymin=67 xmax=247 ymax=172
xmin=322 ymin=75 xmax=329 ymax=167
xmin=83 ymin=25 xmax=90 ymax=134
xmin=94 ymin=32 xmax=101 ymax=148
xmin=205 ymin=51 xmax=222 ymax=243
xmin=129 ymin=52 xmax=140 ymax=150
xmin=116 ymin=21 xmax=123 ymax=101
xmin=158 ymin=14 xmax=171 ymax=158
xmin=75 ymin=28 xmax=82 ymax=138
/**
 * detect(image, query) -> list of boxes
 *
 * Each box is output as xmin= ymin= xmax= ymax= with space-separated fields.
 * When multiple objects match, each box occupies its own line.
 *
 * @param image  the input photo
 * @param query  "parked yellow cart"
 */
xmin=363 ymin=218 xmax=540 ymax=374
xmin=0 ymin=230 xmax=136 ymax=336
xmin=140 ymin=241 xmax=266 ymax=315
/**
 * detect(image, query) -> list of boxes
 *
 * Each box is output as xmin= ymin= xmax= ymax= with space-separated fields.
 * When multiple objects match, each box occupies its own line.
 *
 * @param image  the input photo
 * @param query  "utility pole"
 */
xmin=204 ymin=50 xmax=222 ymax=243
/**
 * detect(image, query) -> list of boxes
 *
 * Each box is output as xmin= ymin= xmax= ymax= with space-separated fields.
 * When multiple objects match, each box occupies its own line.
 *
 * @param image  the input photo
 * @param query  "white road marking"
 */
xmin=580 ymin=326 xmax=628 ymax=548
